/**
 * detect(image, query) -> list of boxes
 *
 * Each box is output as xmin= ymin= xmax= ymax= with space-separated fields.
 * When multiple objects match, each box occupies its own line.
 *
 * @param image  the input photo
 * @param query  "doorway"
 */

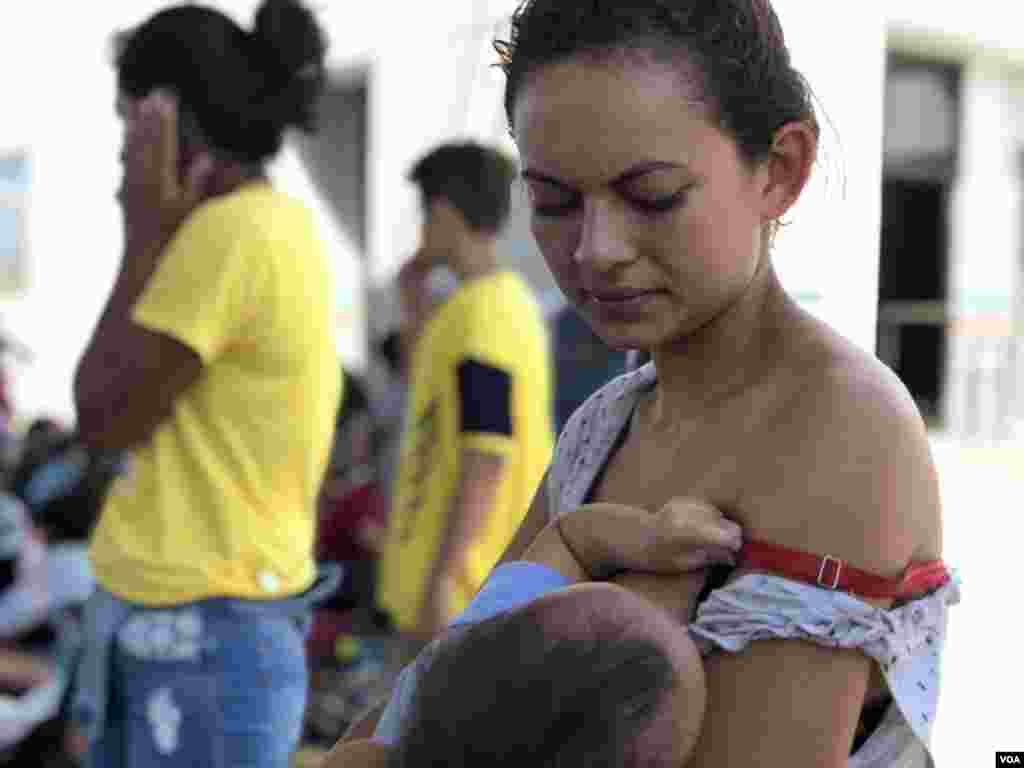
xmin=877 ymin=55 xmax=959 ymax=427
xmin=877 ymin=178 xmax=948 ymax=424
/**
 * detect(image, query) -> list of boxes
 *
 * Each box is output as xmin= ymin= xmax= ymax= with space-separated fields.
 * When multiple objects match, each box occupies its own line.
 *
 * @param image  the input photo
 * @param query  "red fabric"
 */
xmin=316 ymin=482 xmax=385 ymax=563
xmin=307 ymin=609 xmax=358 ymax=659
xmin=739 ymin=539 xmax=949 ymax=599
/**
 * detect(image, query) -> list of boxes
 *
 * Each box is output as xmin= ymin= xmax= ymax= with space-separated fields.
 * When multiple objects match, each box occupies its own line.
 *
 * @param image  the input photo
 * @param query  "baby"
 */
xmin=326 ymin=498 xmax=741 ymax=767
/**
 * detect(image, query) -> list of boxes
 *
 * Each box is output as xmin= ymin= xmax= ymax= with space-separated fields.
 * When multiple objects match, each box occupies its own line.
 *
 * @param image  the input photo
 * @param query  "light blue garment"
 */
xmin=373 ymin=562 xmax=571 ymax=745
xmin=73 ymin=566 xmax=340 ymax=768
xmin=71 ymin=588 xmax=132 ymax=751
xmin=47 ymin=544 xmax=94 ymax=610
xmin=447 ymin=562 xmax=572 ymax=628
xmin=23 ymin=452 xmax=88 ymax=509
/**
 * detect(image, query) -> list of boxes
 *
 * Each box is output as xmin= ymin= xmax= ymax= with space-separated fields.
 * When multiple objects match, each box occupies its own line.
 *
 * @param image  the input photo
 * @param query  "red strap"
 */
xmin=739 ymin=539 xmax=949 ymax=599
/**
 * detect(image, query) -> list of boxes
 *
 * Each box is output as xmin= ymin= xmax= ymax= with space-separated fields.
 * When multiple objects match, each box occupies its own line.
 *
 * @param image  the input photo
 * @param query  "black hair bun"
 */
xmin=252 ymin=0 xmax=328 ymax=132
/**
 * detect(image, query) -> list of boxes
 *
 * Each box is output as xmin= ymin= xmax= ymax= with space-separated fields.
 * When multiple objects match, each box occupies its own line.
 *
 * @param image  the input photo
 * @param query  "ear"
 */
xmin=435 ymin=196 xmax=473 ymax=237
xmin=759 ymin=121 xmax=818 ymax=221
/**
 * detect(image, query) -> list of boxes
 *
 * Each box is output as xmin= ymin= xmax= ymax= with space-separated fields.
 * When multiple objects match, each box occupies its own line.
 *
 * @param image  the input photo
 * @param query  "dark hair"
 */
xmin=408 ymin=142 xmax=517 ymax=234
xmin=11 ymin=430 xmax=123 ymax=543
xmin=495 ymin=0 xmax=819 ymax=166
xmin=389 ymin=610 xmax=679 ymax=768
xmin=115 ymin=0 xmax=327 ymax=164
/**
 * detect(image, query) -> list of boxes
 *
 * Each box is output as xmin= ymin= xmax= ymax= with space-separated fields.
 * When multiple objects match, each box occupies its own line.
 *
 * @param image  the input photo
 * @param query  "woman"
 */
xmin=489 ymin=1 xmax=955 ymax=766
xmin=71 ymin=1 xmax=341 ymax=767
xmin=344 ymin=1 xmax=958 ymax=765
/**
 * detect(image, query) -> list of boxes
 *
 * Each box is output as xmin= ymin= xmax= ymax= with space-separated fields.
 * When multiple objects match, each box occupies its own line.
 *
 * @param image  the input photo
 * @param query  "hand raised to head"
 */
xmin=119 ymin=90 xmax=214 ymax=249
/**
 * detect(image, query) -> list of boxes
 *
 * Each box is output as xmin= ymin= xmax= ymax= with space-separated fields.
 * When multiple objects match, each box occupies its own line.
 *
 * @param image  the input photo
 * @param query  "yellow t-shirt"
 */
xmin=378 ymin=270 xmax=554 ymax=629
xmin=89 ymin=181 xmax=342 ymax=605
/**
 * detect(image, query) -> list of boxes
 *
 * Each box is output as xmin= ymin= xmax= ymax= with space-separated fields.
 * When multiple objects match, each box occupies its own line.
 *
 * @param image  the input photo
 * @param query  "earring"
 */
xmin=766 ymin=220 xmax=780 ymax=252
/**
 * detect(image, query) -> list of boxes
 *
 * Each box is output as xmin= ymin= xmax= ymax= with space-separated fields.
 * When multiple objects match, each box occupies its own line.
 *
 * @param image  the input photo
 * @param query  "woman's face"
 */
xmin=513 ymin=56 xmax=772 ymax=352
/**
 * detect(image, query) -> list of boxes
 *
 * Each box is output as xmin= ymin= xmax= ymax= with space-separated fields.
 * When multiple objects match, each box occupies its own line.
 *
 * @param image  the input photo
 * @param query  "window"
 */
xmin=0 ymin=151 xmax=28 ymax=296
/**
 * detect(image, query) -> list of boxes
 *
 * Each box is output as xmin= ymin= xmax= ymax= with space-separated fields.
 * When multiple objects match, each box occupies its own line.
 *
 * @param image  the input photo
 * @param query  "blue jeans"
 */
xmin=87 ymin=600 xmax=309 ymax=768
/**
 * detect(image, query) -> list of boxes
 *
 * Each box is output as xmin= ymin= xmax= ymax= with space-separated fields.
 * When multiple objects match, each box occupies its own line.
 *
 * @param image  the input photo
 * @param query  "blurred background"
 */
xmin=0 ymin=1 xmax=1020 ymax=765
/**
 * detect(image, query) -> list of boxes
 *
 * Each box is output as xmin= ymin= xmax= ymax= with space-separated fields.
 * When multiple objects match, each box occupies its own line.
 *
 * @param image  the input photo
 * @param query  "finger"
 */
xmin=121 ymin=112 xmax=150 ymax=185
xmin=149 ymin=90 xmax=182 ymax=198
xmin=670 ymin=549 xmax=711 ymax=571
xmin=182 ymin=153 xmax=215 ymax=207
xmin=671 ymin=546 xmax=736 ymax=571
xmin=701 ymin=544 xmax=739 ymax=567
xmin=659 ymin=501 xmax=722 ymax=544
xmin=660 ymin=497 xmax=722 ymax=527
xmin=660 ymin=498 xmax=741 ymax=537
xmin=126 ymin=97 xmax=161 ymax=195
xmin=689 ymin=519 xmax=743 ymax=551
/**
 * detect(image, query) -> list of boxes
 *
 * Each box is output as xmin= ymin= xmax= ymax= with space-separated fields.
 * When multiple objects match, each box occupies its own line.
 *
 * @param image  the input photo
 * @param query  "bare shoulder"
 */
xmin=738 ymin=325 xmax=943 ymax=578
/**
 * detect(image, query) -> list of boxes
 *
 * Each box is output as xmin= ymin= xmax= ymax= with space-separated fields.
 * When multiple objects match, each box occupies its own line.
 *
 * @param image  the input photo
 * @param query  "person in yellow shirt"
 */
xmin=378 ymin=142 xmax=554 ymax=640
xmin=70 ymin=2 xmax=340 ymax=766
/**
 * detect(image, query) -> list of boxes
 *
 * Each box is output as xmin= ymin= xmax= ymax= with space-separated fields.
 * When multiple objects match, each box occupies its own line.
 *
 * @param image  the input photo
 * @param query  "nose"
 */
xmin=573 ymin=197 xmax=634 ymax=274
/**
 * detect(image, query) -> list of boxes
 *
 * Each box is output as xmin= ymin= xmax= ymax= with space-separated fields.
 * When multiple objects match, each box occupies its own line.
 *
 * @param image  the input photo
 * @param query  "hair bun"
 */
xmin=252 ymin=0 xmax=327 ymax=131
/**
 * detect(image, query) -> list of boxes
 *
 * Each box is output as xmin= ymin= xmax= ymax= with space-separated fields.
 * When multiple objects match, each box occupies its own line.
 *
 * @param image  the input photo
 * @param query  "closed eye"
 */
xmin=529 ymin=189 xmax=690 ymax=218
xmin=628 ymin=187 xmax=691 ymax=214
xmin=524 ymin=181 xmax=581 ymax=217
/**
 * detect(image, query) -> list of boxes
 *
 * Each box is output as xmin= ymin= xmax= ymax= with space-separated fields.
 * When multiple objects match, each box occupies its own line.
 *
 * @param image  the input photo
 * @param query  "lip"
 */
xmin=588 ymin=289 xmax=660 ymax=303
xmin=585 ymin=289 xmax=663 ymax=320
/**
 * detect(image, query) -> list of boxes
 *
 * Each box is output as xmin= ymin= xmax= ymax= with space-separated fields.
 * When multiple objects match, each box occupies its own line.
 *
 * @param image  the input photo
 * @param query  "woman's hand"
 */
xmin=118 ymin=90 xmax=214 ymax=264
xmin=558 ymin=498 xmax=743 ymax=579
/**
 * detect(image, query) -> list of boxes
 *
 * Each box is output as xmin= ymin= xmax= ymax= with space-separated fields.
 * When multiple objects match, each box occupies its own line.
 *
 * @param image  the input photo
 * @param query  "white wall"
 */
xmin=0 ymin=5 xmax=126 ymax=427
xmin=944 ymin=59 xmax=1023 ymax=436
xmin=0 ymin=1 xmax=370 ymax=424
xmin=950 ymin=59 xmax=1021 ymax=318
xmin=769 ymin=2 xmax=887 ymax=354
xmin=366 ymin=1 xmax=510 ymax=288
xmin=888 ymin=0 xmax=1024 ymax=66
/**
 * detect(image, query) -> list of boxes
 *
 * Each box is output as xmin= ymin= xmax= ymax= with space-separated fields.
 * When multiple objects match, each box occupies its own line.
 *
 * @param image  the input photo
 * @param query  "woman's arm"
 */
xmin=688 ymin=365 xmax=942 ymax=767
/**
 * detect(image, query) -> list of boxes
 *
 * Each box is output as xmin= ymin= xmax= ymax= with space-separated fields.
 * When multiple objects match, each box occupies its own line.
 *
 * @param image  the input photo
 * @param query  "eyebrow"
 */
xmin=521 ymin=161 xmax=685 ymax=189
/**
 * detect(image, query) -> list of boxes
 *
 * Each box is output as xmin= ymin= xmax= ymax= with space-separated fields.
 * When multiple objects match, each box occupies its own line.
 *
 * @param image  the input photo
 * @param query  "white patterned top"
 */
xmin=548 ymin=363 xmax=959 ymax=767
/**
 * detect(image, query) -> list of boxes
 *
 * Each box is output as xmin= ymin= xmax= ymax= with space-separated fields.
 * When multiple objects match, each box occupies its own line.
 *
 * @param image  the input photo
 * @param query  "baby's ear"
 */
xmin=323 ymin=738 xmax=391 ymax=768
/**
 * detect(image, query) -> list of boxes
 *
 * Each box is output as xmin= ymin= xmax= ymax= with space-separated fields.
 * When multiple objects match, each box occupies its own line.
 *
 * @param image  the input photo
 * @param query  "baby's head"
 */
xmin=390 ymin=583 xmax=705 ymax=767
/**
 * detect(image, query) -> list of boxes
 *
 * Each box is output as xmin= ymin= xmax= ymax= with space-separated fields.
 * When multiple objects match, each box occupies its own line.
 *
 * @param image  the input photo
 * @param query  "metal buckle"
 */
xmin=817 ymin=555 xmax=842 ymax=590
